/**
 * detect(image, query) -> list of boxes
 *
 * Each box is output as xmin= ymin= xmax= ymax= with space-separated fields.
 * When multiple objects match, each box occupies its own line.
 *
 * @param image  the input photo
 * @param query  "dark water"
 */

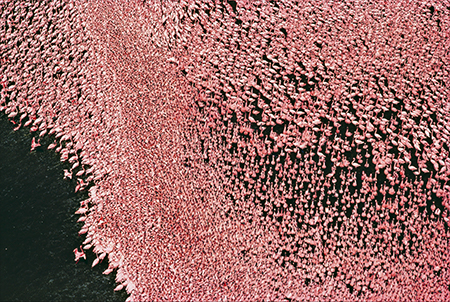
xmin=0 ymin=114 xmax=128 ymax=302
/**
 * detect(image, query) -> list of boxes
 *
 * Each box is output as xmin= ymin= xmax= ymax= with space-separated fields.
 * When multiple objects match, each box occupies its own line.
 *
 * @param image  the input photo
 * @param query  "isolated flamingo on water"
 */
xmin=30 ymin=137 xmax=41 ymax=151
xmin=73 ymin=246 xmax=86 ymax=264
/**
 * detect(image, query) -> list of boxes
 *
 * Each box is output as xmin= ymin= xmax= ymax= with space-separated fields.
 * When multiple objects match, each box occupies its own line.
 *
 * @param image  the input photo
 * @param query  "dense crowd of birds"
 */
xmin=1 ymin=0 xmax=449 ymax=301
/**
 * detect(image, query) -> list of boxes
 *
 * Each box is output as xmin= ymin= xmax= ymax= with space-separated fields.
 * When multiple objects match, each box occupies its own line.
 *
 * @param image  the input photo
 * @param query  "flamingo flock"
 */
xmin=1 ymin=0 xmax=449 ymax=301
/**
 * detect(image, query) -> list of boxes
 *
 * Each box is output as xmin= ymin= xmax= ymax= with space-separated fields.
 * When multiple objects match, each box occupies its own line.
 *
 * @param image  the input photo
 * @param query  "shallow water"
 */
xmin=0 ymin=114 xmax=128 ymax=302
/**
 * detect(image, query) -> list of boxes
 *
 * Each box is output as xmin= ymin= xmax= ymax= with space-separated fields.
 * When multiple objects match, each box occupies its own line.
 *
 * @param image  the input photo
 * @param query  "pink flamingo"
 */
xmin=73 ymin=246 xmax=86 ymax=264
xmin=30 ymin=137 xmax=41 ymax=151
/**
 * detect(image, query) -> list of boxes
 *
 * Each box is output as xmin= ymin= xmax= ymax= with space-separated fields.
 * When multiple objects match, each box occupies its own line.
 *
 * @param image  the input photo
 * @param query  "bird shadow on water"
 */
xmin=0 ymin=114 xmax=128 ymax=302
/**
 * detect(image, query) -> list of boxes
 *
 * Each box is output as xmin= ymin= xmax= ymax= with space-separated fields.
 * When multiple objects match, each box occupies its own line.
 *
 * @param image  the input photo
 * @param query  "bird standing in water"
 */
xmin=73 ymin=246 xmax=86 ymax=264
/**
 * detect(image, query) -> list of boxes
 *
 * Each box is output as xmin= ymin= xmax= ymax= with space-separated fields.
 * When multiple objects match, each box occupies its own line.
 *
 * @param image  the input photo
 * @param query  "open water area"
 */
xmin=0 ymin=114 xmax=128 ymax=301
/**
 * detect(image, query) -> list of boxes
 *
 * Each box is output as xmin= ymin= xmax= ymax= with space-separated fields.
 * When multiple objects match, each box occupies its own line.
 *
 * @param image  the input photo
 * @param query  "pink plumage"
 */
xmin=1 ymin=0 xmax=449 ymax=301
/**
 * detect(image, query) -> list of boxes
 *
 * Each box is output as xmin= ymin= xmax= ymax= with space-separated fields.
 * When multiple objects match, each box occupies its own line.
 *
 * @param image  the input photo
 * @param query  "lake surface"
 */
xmin=0 ymin=114 xmax=128 ymax=302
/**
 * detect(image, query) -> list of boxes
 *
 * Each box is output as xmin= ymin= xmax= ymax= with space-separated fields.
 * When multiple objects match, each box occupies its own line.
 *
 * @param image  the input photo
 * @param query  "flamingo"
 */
xmin=63 ymin=169 xmax=72 ymax=180
xmin=73 ymin=246 xmax=86 ymax=264
xmin=2 ymin=0 xmax=450 ymax=299
xmin=30 ymin=137 xmax=41 ymax=151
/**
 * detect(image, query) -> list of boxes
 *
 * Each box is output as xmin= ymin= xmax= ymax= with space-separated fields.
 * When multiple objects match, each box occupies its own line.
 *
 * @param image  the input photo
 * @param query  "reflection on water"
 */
xmin=0 ymin=114 xmax=128 ymax=302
